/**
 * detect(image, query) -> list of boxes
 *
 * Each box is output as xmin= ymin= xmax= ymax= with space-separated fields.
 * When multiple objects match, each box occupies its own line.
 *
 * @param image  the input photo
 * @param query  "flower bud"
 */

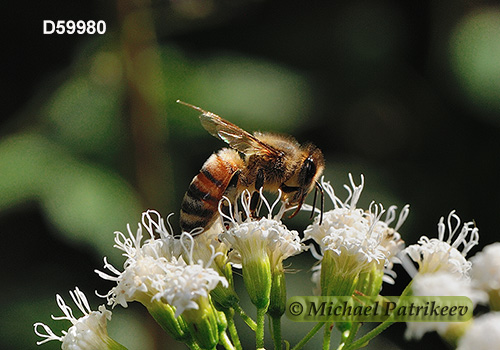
xmin=268 ymin=269 xmax=287 ymax=318
xmin=146 ymin=300 xmax=190 ymax=342
xmin=182 ymin=296 xmax=220 ymax=350
xmin=321 ymin=250 xmax=360 ymax=296
xmin=355 ymin=261 xmax=384 ymax=297
xmin=243 ymin=253 xmax=272 ymax=309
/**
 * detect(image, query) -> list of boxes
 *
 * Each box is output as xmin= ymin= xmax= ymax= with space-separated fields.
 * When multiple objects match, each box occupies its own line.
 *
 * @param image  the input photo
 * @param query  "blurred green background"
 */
xmin=2 ymin=0 xmax=500 ymax=349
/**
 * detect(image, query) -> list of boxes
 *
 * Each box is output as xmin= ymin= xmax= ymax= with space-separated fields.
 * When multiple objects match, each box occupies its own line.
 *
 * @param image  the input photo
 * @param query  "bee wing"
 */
xmin=200 ymin=111 xmax=281 ymax=156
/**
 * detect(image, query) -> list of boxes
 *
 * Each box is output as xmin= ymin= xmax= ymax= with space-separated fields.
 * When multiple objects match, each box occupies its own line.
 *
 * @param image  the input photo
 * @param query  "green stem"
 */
xmin=345 ymin=323 xmax=361 ymax=345
xmin=337 ymin=322 xmax=361 ymax=350
xmin=219 ymin=331 xmax=236 ymax=350
xmin=291 ymin=322 xmax=325 ymax=350
xmin=271 ymin=316 xmax=282 ymax=350
xmin=226 ymin=310 xmax=243 ymax=350
xmin=322 ymin=323 xmax=332 ymax=350
xmin=343 ymin=281 xmax=414 ymax=350
xmin=256 ymin=307 xmax=267 ymax=348
xmin=343 ymin=320 xmax=394 ymax=350
xmin=234 ymin=304 xmax=257 ymax=331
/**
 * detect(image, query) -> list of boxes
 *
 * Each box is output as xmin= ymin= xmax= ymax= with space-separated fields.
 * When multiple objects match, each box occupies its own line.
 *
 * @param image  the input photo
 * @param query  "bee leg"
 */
xmin=249 ymin=192 xmax=261 ymax=218
xmin=317 ymin=181 xmax=324 ymax=225
xmin=309 ymin=181 xmax=325 ymax=224
xmin=220 ymin=202 xmax=231 ymax=229
xmin=249 ymin=169 xmax=265 ymax=218
xmin=309 ymin=185 xmax=318 ymax=219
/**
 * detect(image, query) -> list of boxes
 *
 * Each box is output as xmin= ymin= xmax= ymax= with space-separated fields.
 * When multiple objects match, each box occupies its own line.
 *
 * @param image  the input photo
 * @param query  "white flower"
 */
xmin=158 ymin=253 xmax=228 ymax=317
xmin=141 ymin=210 xmax=183 ymax=258
xmin=219 ymin=189 xmax=305 ymax=268
xmin=373 ymin=204 xmax=409 ymax=269
xmin=411 ymin=272 xmax=486 ymax=303
xmin=470 ymin=242 xmax=500 ymax=292
xmin=304 ymin=175 xmax=409 ymax=279
xmin=182 ymin=219 xmax=230 ymax=271
xmin=373 ymin=204 xmax=410 ymax=284
xmin=403 ymin=211 xmax=479 ymax=279
xmin=218 ymin=190 xmax=304 ymax=310
xmin=303 ymin=174 xmax=368 ymax=248
xmin=34 ymin=288 xmax=123 ymax=350
xmin=95 ymin=216 xmax=174 ymax=308
xmin=96 ymin=210 xmax=228 ymax=317
xmin=303 ymin=175 xmax=410 ymax=297
xmin=456 ymin=312 xmax=500 ymax=350
xmin=405 ymin=271 xmax=487 ymax=340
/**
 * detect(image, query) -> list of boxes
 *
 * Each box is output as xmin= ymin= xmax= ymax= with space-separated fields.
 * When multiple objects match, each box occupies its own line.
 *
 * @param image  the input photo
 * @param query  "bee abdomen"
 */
xmin=180 ymin=181 xmax=218 ymax=231
xmin=180 ymin=148 xmax=243 ymax=232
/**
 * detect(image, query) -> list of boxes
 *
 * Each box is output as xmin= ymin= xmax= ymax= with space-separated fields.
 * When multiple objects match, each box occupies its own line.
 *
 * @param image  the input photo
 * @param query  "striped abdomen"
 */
xmin=180 ymin=148 xmax=244 ymax=232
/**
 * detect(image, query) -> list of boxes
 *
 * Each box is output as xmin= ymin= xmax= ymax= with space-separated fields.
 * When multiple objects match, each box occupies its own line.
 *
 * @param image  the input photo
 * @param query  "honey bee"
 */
xmin=178 ymin=100 xmax=325 ymax=233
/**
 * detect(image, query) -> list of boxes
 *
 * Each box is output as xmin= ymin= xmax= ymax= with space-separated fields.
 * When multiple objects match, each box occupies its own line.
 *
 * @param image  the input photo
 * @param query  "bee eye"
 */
xmin=301 ymin=157 xmax=317 ymax=185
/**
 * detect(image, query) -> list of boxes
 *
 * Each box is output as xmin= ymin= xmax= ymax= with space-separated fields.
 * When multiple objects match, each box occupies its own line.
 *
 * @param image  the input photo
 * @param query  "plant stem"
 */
xmin=219 ymin=331 xmax=236 ymax=350
xmin=344 ymin=322 xmax=361 ymax=346
xmin=234 ymin=304 xmax=257 ymax=331
xmin=271 ymin=316 xmax=282 ymax=350
xmin=291 ymin=322 xmax=325 ymax=350
xmin=322 ymin=323 xmax=332 ymax=350
xmin=256 ymin=307 xmax=267 ymax=348
xmin=226 ymin=310 xmax=243 ymax=350
xmin=343 ymin=320 xmax=394 ymax=350
xmin=343 ymin=281 xmax=414 ymax=350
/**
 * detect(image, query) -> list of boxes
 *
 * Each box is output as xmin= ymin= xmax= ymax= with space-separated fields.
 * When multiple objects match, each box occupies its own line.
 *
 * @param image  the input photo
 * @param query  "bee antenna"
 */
xmin=176 ymin=100 xmax=208 ymax=114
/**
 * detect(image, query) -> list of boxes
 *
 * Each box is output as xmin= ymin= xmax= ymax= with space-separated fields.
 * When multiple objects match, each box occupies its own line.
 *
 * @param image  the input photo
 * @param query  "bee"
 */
xmin=177 ymin=100 xmax=325 ymax=233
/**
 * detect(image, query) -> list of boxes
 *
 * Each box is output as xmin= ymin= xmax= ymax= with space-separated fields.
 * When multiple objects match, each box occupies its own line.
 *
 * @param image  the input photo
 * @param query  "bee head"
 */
xmin=298 ymin=144 xmax=324 ymax=192
xmin=282 ymin=144 xmax=324 ymax=220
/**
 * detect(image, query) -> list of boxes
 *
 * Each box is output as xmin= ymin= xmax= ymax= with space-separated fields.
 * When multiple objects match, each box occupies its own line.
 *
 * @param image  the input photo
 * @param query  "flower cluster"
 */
xmin=404 ymin=211 xmax=479 ymax=279
xmin=456 ymin=312 xmax=500 ymax=350
xmin=401 ymin=211 xmax=488 ymax=342
xmin=218 ymin=189 xmax=306 ymax=346
xmin=470 ymin=242 xmax=500 ymax=309
xmin=34 ymin=287 xmax=125 ymax=350
xmin=304 ymin=175 xmax=409 ymax=296
xmin=34 ymin=174 xmax=500 ymax=350
xmin=95 ymin=211 xmax=228 ymax=317
xmin=93 ymin=210 xmax=229 ymax=349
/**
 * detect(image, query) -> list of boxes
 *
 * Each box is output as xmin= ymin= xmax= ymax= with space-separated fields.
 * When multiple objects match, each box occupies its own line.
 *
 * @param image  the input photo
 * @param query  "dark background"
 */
xmin=2 ymin=0 xmax=499 ymax=349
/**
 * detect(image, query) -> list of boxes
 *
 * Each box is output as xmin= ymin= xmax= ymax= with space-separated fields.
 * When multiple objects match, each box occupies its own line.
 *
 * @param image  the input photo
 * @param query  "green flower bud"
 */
xmin=182 ymin=296 xmax=220 ymax=350
xmin=146 ymin=299 xmax=190 ymax=342
xmin=321 ymin=250 xmax=360 ymax=296
xmin=268 ymin=269 xmax=287 ymax=318
xmin=211 ymin=263 xmax=239 ymax=309
xmin=243 ymin=253 xmax=272 ymax=309
xmin=355 ymin=261 xmax=384 ymax=297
